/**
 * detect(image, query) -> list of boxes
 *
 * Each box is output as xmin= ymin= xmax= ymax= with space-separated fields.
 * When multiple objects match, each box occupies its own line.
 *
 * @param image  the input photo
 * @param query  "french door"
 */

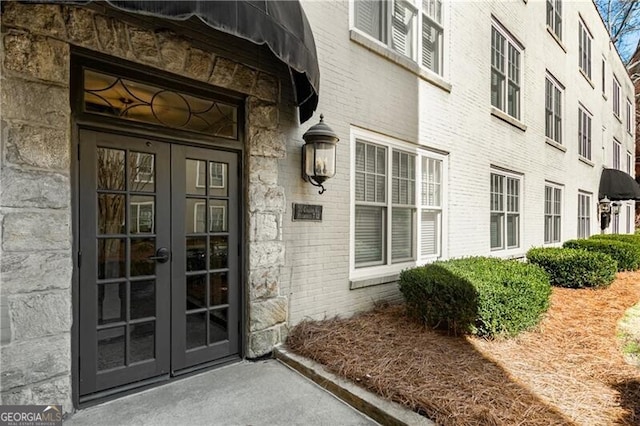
xmin=78 ymin=129 xmax=240 ymax=398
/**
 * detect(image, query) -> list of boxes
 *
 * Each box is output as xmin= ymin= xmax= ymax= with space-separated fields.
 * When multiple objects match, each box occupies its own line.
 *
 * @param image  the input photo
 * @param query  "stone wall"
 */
xmin=1 ymin=2 xmax=290 ymax=409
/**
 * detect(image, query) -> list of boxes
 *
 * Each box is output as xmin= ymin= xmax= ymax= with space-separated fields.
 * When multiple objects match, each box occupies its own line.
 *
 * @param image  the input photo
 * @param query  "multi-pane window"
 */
xmin=627 ymin=151 xmax=633 ymax=175
xmin=627 ymin=204 xmax=633 ymax=234
xmin=578 ymin=106 xmax=592 ymax=160
xmin=601 ymin=59 xmax=606 ymax=95
xmin=544 ymin=185 xmax=562 ymax=243
xmin=490 ymin=172 xmax=520 ymax=250
xmin=354 ymin=138 xmax=444 ymax=269
xmin=627 ymin=98 xmax=634 ymax=133
xmin=491 ymin=24 xmax=522 ymax=120
xmin=613 ymin=77 xmax=621 ymax=117
xmin=545 ymin=76 xmax=563 ymax=144
xmin=546 ymin=0 xmax=562 ymax=39
xmin=577 ymin=192 xmax=591 ymax=239
xmin=613 ymin=139 xmax=621 ymax=170
xmin=578 ymin=21 xmax=592 ymax=79
xmin=354 ymin=0 xmax=444 ymax=75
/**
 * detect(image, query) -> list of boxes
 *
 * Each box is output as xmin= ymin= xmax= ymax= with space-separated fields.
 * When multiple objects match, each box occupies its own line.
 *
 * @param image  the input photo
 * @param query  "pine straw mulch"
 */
xmin=286 ymin=273 xmax=640 ymax=425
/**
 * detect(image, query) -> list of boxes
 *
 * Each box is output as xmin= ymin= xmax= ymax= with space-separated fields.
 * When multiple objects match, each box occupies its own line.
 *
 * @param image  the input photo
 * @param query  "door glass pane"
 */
xmin=98 ymin=238 xmax=126 ymax=279
xmin=209 ymin=309 xmax=228 ymax=343
xmin=130 ymin=321 xmax=155 ymax=364
xmin=130 ymin=280 xmax=155 ymax=320
xmin=98 ymin=282 xmax=125 ymax=325
xmin=186 ymin=198 xmax=206 ymax=233
xmin=97 ymin=148 xmax=125 ymax=190
xmin=208 ymin=200 xmax=227 ymax=232
xmin=186 ymin=237 xmax=207 ymax=272
xmin=208 ymin=162 xmax=227 ymax=197
xmin=131 ymin=238 xmax=155 ymax=277
xmin=130 ymin=196 xmax=155 ymax=234
xmin=186 ymin=312 xmax=207 ymax=350
xmin=210 ymin=272 xmax=228 ymax=306
xmin=210 ymin=236 xmax=228 ymax=270
xmin=186 ymin=159 xmax=206 ymax=196
xmin=129 ymin=152 xmax=155 ymax=192
xmin=98 ymin=194 xmax=125 ymax=235
xmin=186 ymin=274 xmax=207 ymax=310
xmin=97 ymin=327 xmax=125 ymax=371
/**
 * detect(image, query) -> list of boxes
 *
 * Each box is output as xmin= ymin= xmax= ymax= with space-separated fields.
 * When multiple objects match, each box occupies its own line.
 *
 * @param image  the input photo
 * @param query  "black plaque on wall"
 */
xmin=292 ymin=203 xmax=323 ymax=221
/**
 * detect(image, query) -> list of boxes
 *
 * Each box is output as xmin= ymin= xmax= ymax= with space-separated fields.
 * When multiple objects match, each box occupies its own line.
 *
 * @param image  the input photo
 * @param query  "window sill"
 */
xmin=350 ymin=273 xmax=399 ymax=290
xmin=579 ymin=156 xmax=595 ymax=167
xmin=349 ymin=29 xmax=452 ymax=93
xmin=603 ymin=93 xmax=608 ymax=101
xmin=490 ymin=107 xmax=527 ymax=131
xmin=579 ymin=68 xmax=595 ymax=89
xmin=545 ymin=137 xmax=566 ymax=152
xmin=490 ymin=249 xmax=526 ymax=260
xmin=546 ymin=26 xmax=566 ymax=52
xmin=614 ymin=113 xmax=623 ymax=123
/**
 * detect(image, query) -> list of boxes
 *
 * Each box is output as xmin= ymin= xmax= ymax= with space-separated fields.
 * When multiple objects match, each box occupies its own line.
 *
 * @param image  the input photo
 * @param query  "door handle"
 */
xmin=148 ymin=247 xmax=170 ymax=263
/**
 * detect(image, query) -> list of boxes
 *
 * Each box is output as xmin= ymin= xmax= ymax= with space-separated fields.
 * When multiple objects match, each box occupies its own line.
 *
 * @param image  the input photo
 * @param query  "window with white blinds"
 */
xmin=353 ymin=0 xmax=444 ymax=76
xmin=544 ymin=184 xmax=562 ymax=244
xmin=354 ymin=137 xmax=445 ymax=270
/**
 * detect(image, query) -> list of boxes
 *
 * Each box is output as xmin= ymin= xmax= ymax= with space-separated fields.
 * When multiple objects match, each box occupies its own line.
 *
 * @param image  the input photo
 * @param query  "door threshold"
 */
xmin=77 ymin=355 xmax=242 ymax=409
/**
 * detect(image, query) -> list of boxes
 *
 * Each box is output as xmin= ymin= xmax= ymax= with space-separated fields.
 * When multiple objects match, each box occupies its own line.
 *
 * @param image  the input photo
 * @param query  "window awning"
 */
xmin=598 ymin=168 xmax=640 ymax=201
xmin=39 ymin=0 xmax=320 ymax=123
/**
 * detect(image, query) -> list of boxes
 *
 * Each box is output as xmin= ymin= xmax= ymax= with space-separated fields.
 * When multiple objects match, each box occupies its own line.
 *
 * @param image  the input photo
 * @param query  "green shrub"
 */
xmin=591 ymin=233 xmax=640 ymax=246
xmin=526 ymin=247 xmax=616 ymax=288
xmin=563 ymin=239 xmax=640 ymax=271
xmin=399 ymin=257 xmax=551 ymax=338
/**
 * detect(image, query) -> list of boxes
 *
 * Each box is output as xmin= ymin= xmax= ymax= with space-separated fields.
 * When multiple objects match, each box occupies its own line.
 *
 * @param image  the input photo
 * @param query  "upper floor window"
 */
xmin=601 ymin=58 xmax=606 ymax=95
xmin=352 ymin=133 xmax=446 ymax=273
xmin=578 ymin=20 xmax=592 ymax=80
xmin=546 ymin=0 xmax=562 ymax=39
xmin=354 ymin=0 xmax=444 ymax=75
xmin=578 ymin=106 xmax=592 ymax=160
xmin=626 ymin=98 xmax=634 ymax=133
xmin=545 ymin=75 xmax=563 ymax=144
xmin=613 ymin=139 xmax=622 ymax=170
xmin=491 ymin=23 xmax=522 ymax=120
xmin=627 ymin=151 xmax=633 ymax=175
xmin=613 ymin=76 xmax=621 ymax=117
xmin=490 ymin=171 xmax=521 ymax=250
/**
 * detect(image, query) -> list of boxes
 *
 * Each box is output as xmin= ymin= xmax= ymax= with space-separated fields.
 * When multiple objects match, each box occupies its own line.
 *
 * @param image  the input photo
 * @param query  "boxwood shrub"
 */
xmin=563 ymin=239 xmax=640 ymax=271
xmin=591 ymin=233 xmax=640 ymax=246
xmin=526 ymin=247 xmax=616 ymax=288
xmin=399 ymin=257 xmax=551 ymax=338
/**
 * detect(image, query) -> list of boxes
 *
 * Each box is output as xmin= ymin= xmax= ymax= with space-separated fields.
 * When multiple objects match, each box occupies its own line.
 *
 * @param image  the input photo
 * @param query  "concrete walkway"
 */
xmin=65 ymin=360 xmax=377 ymax=426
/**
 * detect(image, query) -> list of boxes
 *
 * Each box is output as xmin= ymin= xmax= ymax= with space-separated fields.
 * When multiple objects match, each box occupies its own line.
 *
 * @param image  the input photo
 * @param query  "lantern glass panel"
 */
xmin=305 ymin=142 xmax=336 ymax=178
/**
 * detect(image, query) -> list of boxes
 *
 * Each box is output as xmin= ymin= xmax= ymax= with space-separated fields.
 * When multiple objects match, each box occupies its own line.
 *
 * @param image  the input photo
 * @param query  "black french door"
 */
xmin=78 ymin=129 xmax=240 ymax=398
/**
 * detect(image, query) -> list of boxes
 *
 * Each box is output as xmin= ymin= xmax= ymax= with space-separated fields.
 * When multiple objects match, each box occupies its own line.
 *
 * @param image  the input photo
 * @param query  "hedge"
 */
xmin=563 ymin=239 xmax=640 ymax=271
xmin=526 ymin=247 xmax=617 ymax=288
xmin=591 ymin=234 xmax=640 ymax=246
xmin=399 ymin=257 xmax=551 ymax=338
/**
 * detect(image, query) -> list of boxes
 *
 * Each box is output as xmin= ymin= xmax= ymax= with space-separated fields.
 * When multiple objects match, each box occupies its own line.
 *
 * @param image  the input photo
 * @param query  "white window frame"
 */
xmin=491 ymin=20 xmax=524 ymax=121
xmin=351 ymin=0 xmax=445 ymax=76
xmin=544 ymin=183 xmax=562 ymax=244
xmin=601 ymin=57 xmax=606 ymax=96
xmin=130 ymin=200 xmax=155 ymax=234
xmin=349 ymin=127 xmax=448 ymax=281
xmin=613 ymin=208 xmax=620 ymax=234
xmin=627 ymin=151 xmax=633 ymax=175
xmin=613 ymin=76 xmax=621 ymax=118
xmin=626 ymin=98 xmax=634 ymax=134
xmin=578 ymin=19 xmax=592 ymax=80
xmin=626 ymin=203 xmax=633 ymax=234
xmin=490 ymin=169 xmax=522 ymax=253
xmin=545 ymin=74 xmax=563 ymax=144
xmin=577 ymin=191 xmax=591 ymax=239
xmin=546 ymin=0 xmax=562 ymax=40
xmin=196 ymin=161 xmax=227 ymax=189
xmin=613 ymin=139 xmax=622 ymax=170
xmin=578 ymin=105 xmax=592 ymax=161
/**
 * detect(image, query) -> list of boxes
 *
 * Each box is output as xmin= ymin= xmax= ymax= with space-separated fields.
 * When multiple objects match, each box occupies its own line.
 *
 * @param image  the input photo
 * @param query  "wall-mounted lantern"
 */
xmin=599 ymin=196 xmax=612 ymax=231
xmin=302 ymin=114 xmax=339 ymax=194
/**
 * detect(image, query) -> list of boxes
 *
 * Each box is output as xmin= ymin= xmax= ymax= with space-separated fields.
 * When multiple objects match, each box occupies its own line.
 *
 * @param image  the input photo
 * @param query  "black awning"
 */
xmin=598 ymin=168 xmax=640 ymax=201
xmin=41 ymin=0 xmax=320 ymax=123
